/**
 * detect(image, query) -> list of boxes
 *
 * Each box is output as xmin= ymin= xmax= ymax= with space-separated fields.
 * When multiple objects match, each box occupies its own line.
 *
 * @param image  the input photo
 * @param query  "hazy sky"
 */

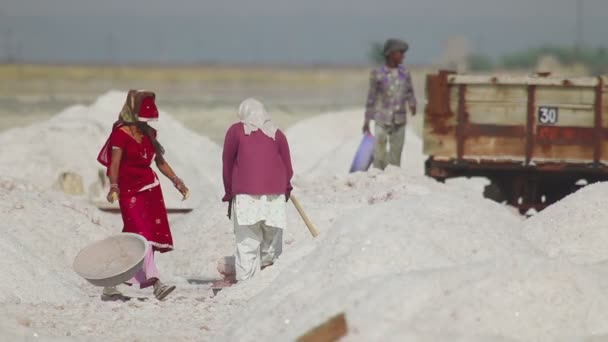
xmin=1 ymin=0 xmax=607 ymax=64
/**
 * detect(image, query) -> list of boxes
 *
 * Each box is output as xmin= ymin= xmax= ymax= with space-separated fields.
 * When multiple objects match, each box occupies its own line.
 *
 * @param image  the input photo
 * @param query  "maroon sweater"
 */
xmin=222 ymin=123 xmax=293 ymax=202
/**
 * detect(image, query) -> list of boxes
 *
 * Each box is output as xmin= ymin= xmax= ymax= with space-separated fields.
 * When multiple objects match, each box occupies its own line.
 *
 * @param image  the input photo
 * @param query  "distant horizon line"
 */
xmin=0 ymin=61 xmax=434 ymax=69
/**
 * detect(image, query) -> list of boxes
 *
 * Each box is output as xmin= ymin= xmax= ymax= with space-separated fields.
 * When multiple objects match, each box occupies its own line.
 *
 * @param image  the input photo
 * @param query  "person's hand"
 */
xmin=410 ymin=105 xmax=417 ymax=116
xmin=177 ymin=182 xmax=189 ymax=201
xmin=172 ymin=177 xmax=189 ymax=201
xmin=362 ymin=121 xmax=371 ymax=134
xmin=106 ymin=188 xmax=119 ymax=203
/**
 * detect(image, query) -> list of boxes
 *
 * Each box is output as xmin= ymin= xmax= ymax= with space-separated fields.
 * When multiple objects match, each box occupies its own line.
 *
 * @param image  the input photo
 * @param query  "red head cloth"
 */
xmin=138 ymin=96 xmax=159 ymax=121
xmin=97 ymin=93 xmax=159 ymax=168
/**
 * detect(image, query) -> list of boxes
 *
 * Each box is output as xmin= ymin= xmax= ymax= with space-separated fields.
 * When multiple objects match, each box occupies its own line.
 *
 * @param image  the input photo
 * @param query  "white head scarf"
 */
xmin=238 ymin=98 xmax=278 ymax=140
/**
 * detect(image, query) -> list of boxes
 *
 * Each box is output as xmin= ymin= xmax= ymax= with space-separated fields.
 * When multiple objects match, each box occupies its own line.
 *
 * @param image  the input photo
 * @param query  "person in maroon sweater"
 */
xmin=222 ymin=98 xmax=293 ymax=282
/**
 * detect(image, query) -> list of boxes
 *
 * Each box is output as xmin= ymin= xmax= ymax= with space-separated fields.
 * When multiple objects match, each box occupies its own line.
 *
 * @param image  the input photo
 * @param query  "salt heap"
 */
xmin=213 ymin=169 xmax=551 ymax=341
xmin=214 ymin=169 xmax=608 ymax=341
xmin=0 ymin=91 xmax=222 ymax=209
xmin=524 ymin=182 xmax=608 ymax=264
xmin=0 ymin=177 xmax=113 ymax=304
xmin=0 ymin=93 xmax=231 ymax=341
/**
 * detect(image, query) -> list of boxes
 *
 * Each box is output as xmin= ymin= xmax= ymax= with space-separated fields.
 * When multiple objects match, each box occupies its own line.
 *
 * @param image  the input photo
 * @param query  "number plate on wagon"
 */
xmin=538 ymin=106 xmax=559 ymax=125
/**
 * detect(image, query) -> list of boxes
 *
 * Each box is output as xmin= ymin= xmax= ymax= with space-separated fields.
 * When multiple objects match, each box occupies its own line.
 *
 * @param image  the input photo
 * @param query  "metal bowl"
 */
xmin=73 ymin=233 xmax=147 ymax=287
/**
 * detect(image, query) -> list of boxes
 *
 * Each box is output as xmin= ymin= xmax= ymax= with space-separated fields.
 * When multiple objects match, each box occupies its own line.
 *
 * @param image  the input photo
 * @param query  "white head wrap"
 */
xmin=238 ymin=98 xmax=277 ymax=140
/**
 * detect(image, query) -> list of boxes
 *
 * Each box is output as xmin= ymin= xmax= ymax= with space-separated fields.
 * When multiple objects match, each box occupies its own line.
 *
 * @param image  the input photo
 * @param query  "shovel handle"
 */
xmin=290 ymin=195 xmax=319 ymax=238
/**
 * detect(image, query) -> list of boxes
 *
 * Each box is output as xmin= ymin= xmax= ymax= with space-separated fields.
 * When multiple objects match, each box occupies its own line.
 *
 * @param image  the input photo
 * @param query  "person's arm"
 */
xmin=222 ymin=125 xmax=239 ymax=202
xmin=155 ymin=156 xmax=189 ymax=199
xmin=363 ymin=70 xmax=379 ymax=133
xmin=405 ymin=71 xmax=417 ymax=115
xmin=106 ymin=148 xmax=122 ymax=203
xmin=277 ymin=130 xmax=294 ymax=201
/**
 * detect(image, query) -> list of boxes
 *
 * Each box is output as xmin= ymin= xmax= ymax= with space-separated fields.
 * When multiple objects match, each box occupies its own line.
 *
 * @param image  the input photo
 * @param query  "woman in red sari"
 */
xmin=97 ymin=90 xmax=189 ymax=301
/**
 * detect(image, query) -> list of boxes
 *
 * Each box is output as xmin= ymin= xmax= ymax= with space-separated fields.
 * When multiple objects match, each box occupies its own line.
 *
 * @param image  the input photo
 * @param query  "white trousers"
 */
xmin=234 ymin=219 xmax=283 ymax=281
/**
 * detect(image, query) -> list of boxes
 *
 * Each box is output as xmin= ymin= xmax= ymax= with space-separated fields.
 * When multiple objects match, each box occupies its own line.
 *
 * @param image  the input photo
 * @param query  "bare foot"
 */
xmin=212 ymin=275 xmax=236 ymax=289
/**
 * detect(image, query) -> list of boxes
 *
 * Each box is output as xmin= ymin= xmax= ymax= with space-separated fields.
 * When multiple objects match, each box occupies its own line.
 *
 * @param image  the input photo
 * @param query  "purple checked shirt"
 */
xmin=364 ymin=65 xmax=417 ymax=125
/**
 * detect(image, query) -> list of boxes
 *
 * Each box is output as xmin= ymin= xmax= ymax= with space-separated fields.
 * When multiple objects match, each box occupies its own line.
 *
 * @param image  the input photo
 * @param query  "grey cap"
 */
xmin=383 ymin=39 xmax=409 ymax=56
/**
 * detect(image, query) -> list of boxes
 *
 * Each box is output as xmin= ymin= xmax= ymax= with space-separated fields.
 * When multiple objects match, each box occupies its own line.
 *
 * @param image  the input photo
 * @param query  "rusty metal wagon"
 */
xmin=424 ymin=71 xmax=608 ymax=214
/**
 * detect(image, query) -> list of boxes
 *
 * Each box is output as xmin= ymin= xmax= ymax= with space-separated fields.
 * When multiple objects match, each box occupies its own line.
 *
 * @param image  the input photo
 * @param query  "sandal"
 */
xmin=101 ymin=287 xmax=129 ymax=302
xmin=153 ymin=282 xmax=176 ymax=301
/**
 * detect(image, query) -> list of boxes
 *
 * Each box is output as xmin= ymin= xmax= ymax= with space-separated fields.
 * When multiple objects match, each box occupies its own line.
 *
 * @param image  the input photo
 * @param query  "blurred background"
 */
xmin=0 ymin=0 xmax=606 ymax=142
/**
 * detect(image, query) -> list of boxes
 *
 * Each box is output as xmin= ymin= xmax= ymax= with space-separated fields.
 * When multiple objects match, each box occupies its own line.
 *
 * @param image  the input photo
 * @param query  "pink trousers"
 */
xmin=126 ymin=244 xmax=160 ymax=289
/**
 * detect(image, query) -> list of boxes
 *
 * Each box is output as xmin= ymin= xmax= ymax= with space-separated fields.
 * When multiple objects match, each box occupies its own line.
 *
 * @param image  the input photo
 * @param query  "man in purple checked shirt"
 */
xmin=362 ymin=38 xmax=417 ymax=170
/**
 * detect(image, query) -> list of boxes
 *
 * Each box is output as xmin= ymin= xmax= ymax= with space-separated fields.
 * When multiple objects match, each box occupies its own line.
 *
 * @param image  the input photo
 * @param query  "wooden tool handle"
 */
xmin=290 ymin=195 xmax=319 ymax=238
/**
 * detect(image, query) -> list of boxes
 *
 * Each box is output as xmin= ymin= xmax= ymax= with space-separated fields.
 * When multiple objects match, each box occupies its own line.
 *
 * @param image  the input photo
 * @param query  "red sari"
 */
xmin=98 ymin=127 xmax=173 ymax=253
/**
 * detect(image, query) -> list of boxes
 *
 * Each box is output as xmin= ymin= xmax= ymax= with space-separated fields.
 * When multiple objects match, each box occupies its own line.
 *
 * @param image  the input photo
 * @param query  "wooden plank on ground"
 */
xmin=296 ymin=313 xmax=348 ymax=342
xmin=95 ymin=202 xmax=193 ymax=214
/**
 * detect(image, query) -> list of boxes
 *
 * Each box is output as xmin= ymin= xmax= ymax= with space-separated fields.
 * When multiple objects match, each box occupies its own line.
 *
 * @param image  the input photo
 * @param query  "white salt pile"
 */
xmin=3 ymin=93 xmax=608 ymax=342
xmin=0 ymin=91 xmax=222 ymax=209
xmin=523 ymin=182 xmax=608 ymax=264
xmin=212 ymin=170 xmax=529 ymax=341
xmin=0 ymin=177 xmax=113 ymax=304
xmin=213 ymin=170 xmax=608 ymax=341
